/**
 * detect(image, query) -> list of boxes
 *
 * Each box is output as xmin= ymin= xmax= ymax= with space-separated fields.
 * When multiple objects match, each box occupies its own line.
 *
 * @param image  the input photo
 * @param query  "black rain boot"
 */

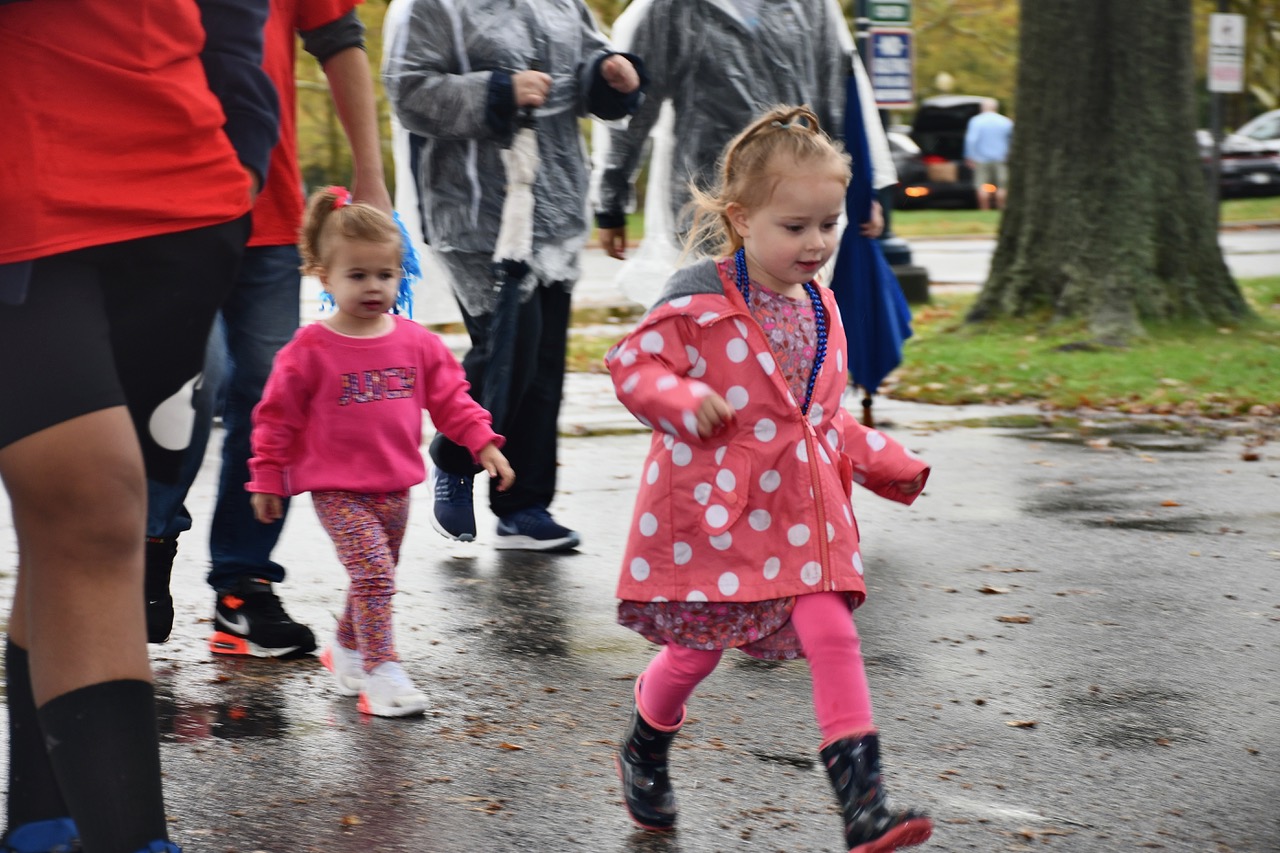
xmin=144 ymin=535 xmax=178 ymax=644
xmin=821 ymin=732 xmax=933 ymax=853
xmin=615 ymin=686 xmax=682 ymax=831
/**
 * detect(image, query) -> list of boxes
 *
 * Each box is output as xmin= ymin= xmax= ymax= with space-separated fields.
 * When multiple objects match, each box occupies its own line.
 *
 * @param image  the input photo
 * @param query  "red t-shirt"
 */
xmin=0 ymin=1 xmax=252 ymax=264
xmin=250 ymin=0 xmax=362 ymax=247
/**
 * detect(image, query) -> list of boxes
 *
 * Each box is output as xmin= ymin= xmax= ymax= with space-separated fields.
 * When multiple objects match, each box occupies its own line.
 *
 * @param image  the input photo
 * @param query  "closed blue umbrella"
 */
xmin=828 ymin=68 xmax=914 ymax=427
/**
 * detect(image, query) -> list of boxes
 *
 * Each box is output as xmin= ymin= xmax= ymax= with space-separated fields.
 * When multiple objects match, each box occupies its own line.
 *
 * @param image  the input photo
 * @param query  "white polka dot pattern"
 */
xmin=605 ymin=286 xmax=925 ymax=611
xmin=788 ymin=524 xmax=810 ymax=546
xmin=672 ymin=443 xmax=692 ymax=466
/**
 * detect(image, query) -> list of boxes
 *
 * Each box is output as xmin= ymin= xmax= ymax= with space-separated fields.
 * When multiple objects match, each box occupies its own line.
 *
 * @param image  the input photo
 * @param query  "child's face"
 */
xmin=728 ymin=171 xmax=846 ymax=295
xmin=320 ymin=238 xmax=401 ymax=323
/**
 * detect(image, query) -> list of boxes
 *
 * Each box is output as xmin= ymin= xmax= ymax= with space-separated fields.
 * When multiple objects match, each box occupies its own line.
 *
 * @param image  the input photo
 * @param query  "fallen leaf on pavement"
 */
xmin=1006 ymin=720 xmax=1038 ymax=728
xmin=997 ymin=615 xmax=1032 ymax=624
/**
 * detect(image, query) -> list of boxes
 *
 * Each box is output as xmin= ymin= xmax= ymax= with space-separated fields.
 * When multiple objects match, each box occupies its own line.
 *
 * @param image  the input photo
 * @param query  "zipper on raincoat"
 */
xmin=717 ymin=289 xmax=834 ymax=591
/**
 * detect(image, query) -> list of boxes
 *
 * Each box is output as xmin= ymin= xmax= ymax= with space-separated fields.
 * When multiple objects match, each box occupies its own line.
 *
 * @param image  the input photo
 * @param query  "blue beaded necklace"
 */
xmin=733 ymin=247 xmax=827 ymax=416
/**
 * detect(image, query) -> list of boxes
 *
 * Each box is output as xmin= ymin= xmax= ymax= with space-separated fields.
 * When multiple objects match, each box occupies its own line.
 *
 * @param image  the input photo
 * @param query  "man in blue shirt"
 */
xmin=964 ymin=97 xmax=1013 ymax=210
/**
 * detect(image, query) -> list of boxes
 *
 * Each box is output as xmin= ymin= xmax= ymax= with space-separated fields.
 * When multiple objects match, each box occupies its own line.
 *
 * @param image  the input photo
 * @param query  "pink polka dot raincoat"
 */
xmin=607 ymin=259 xmax=930 ymax=609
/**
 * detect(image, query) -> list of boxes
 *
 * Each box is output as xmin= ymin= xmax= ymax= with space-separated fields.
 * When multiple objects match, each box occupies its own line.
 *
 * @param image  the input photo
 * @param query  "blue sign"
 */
xmin=868 ymin=28 xmax=914 ymax=108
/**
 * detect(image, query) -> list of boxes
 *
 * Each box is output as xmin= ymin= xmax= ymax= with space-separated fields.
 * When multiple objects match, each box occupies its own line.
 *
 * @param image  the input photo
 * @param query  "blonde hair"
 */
xmin=685 ymin=105 xmax=852 ymax=259
xmin=300 ymin=186 xmax=401 ymax=275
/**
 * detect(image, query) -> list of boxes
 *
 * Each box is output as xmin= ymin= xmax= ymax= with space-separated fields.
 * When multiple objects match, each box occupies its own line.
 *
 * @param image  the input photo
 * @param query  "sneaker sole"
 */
xmin=209 ymin=631 xmax=316 ymax=659
xmin=429 ymin=512 xmax=475 ymax=543
xmin=319 ymin=646 xmax=364 ymax=697
xmin=849 ymin=817 xmax=933 ymax=853
xmin=356 ymin=692 xmax=428 ymax=718
xmin=494 ymin=532 xmax=582 ymax=552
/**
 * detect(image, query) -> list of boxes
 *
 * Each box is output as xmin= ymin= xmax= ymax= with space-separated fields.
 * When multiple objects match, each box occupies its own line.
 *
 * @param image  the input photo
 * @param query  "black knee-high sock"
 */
xmin=38 ymin=679 xmax=169 ymax=853
xmin=5 ymin=638 xmax=70 ymax=828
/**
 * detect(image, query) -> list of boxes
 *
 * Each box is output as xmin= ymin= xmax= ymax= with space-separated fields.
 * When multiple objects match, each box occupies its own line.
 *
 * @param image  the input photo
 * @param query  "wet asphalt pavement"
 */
xmin=3 ymin=384 xmax=1279 ymax=852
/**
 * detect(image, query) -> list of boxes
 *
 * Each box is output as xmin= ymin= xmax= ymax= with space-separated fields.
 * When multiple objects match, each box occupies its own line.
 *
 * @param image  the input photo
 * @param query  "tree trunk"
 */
xmin=969 ymin=0 xmax=1252 ymax=343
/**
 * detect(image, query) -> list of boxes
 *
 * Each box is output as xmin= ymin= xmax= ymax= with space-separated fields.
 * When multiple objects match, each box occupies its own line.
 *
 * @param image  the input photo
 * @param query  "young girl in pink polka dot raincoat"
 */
xmin=606 ymin=105 xmax=934 ymax=853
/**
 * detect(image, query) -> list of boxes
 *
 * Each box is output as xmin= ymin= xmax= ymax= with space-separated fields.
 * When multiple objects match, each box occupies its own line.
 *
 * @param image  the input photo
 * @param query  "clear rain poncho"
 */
xmin=384 ymin=0 xmax=634 ymax=316
xmin=590 ymin=0 xmax=896 ymax=306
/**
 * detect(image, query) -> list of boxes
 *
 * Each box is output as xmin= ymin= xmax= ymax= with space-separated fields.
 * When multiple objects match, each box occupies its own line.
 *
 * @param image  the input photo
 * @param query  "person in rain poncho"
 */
xmin=384 ymin=0 xmax=645 ymax=550
xmin=591 ymin=0 xmax=896 ymax=306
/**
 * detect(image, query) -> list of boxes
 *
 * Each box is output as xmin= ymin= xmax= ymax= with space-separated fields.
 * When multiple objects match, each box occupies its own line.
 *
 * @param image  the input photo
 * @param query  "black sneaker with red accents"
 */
xmin=209 ymin=577 xmax=316 ymax=658
xmin=145 ymin=535 xmax=178 ymax=644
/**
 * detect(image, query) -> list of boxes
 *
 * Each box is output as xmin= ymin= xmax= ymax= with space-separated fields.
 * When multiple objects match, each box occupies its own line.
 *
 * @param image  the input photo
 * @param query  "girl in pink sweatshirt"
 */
xmin=606 ymin=108 xmax=933 ymax=852
xmin=248 ymin=187 xmax=513 ymax=717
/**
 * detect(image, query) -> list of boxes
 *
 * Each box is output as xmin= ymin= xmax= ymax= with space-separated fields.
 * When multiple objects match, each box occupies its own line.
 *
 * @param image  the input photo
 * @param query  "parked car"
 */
xmin=1233 ymin=108 xmax=1280 ymax=150
xmin=1196 ymin=127 xmax=1280 ymax=198
xmin=893 ymin=94 xmax=987 ymax=209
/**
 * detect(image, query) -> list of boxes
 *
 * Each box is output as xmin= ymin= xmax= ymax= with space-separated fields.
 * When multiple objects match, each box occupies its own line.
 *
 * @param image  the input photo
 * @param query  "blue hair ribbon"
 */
xmin=317 ymin=209 xmax=419 ymax=319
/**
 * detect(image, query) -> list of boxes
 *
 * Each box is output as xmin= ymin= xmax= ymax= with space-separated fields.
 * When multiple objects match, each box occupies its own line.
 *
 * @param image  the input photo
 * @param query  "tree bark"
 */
xmin=969 ymin=0 xmax=1252 ymax=343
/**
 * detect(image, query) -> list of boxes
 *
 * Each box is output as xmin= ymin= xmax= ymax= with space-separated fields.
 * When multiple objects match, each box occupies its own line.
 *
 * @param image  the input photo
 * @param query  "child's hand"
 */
xmin=897 ymin=472 xmax=925 ymax=497
xmin=694 ymin=393 xmax=736 ymax=439
xmin=478 ymin=443 xmax=515 ymax=492
xmin=600 ymin=54 xmax=641 ymax=94
xmin=250 ymin=493 xmax=283 ymax=524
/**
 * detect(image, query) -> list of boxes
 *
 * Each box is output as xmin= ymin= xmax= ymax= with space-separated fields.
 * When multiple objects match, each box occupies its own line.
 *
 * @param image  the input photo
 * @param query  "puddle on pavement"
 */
xmin=1058 ymin=685 xmax=1203 ymax=750
xmin=155 ymin=665 xmax=291 ymax=742
xmin=1082 ymin=515 xmax=1212 ymax=534
xmin=748 ymin=749 xmax=815 ymax=770
xmin=1016 ymin=428 xmax=1214 ymax=453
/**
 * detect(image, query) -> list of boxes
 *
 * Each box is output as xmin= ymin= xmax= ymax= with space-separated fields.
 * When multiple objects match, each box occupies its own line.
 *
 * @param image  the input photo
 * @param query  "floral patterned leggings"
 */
xmin=312 ymin=490 xmax=409 ymax=672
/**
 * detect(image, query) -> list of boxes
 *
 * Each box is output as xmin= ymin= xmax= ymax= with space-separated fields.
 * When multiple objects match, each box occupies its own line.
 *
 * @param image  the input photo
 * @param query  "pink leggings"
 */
xmin=312 ymin=489 xmax=409 ymax=671
xmin=636 ymin=592 xmax=874 ymax=745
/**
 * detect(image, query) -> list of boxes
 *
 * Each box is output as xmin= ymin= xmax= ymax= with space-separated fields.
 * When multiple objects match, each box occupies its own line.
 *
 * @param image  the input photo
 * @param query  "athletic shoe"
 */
xmin=357 ymin=661 xmax=429 ymax=717
xmin=495 ymin=506 xmax=581 ymax=552
xmin=0 ymin=817 xmax=79 ymax=853
xmin=208 ymin=577 xmax=317 ymax=658
xmin=431 ymin=467 xmax=476 ymax=541
xmin=319 ymin=640 xmax=365 ymax=697
xmin=144 ymin=535 xmax=178 ymax=644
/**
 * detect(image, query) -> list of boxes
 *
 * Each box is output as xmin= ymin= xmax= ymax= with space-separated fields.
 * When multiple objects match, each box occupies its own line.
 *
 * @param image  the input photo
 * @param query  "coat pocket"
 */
xmin=690 ymin=443 xmax=753 ymax=536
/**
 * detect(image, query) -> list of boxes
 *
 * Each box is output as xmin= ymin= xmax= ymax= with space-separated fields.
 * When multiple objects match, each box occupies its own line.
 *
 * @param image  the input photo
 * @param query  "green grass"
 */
xmin=568 ymin=277 xmax=1280 ymax=417
xmin=892 ymin=196 xmax=1280 ymax=238
xmin=595 ymin=196 xmax=1280 ymax=243
xmin=888 ymin=277 xmax=1280 ymax=416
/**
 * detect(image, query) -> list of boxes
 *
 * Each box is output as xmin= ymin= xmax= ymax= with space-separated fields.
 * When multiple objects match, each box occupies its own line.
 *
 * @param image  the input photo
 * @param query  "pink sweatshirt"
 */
xmin=248 ymin=316 xmax=501 ymax=496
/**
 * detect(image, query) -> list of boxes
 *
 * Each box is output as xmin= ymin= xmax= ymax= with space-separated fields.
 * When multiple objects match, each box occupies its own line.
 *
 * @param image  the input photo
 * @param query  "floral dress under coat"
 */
xmin=607 ymin=258 xmax=930 ymax=659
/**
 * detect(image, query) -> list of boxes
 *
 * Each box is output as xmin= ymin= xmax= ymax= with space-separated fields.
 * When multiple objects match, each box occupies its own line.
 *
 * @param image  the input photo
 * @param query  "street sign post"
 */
xmin=1208 ymin=12 xmax=1246 ymax=93
xmin=867 ymin=28 xmax=914 ymax=109
xmin=868 ymin=0 xmax=911 ymax=25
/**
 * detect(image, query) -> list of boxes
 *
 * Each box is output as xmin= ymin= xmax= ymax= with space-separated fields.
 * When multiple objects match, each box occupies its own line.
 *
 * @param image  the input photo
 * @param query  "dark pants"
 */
xmin=430 ymin=283 xmax=570 ymax=518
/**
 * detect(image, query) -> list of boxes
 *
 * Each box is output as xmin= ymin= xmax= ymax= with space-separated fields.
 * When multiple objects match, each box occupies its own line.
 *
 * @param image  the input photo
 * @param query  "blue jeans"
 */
xmin=145 ymin=244 xmax=301 ymax=591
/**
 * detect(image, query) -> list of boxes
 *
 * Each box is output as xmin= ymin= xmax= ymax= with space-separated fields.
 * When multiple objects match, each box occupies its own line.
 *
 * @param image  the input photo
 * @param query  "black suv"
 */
xmin=895 ymin=95 xmax=988 ymax=209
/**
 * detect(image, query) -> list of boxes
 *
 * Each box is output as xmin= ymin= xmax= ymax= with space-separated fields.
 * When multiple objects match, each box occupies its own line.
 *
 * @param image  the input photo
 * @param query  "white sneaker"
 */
xmin=319 ymin=641 xmax=365 ymax=697
xmin=357 ymin=661 xmax=428 ymax=718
